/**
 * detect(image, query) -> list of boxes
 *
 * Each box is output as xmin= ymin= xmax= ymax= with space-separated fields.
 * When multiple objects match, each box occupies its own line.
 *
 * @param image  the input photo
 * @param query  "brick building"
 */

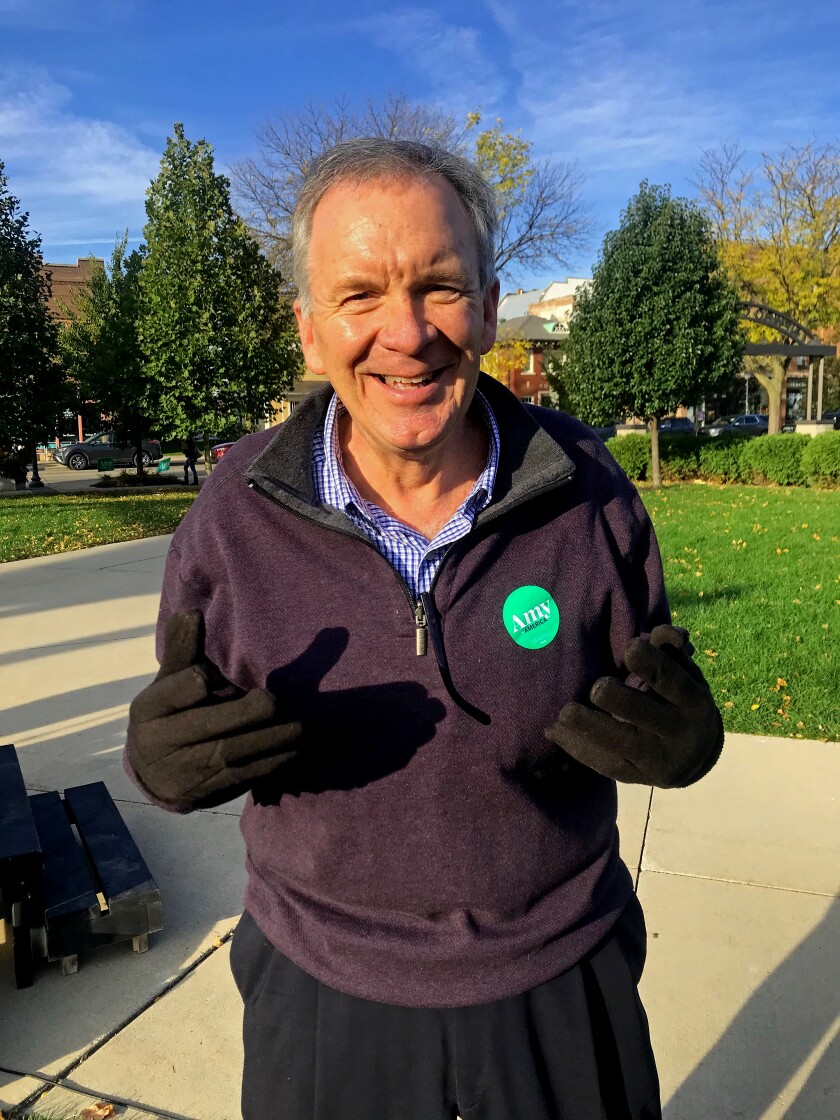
xmin=44 ymin=257 xmax=103 ymax=325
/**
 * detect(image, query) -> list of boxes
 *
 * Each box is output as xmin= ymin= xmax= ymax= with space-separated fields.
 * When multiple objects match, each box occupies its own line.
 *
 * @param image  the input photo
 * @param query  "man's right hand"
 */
xmin=126 ymin=609 xmax=302 ymax=810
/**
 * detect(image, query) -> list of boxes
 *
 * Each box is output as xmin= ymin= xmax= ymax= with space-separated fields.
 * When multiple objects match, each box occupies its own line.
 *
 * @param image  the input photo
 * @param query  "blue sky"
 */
xmin=2 ymin=0 xmax=838 ymax=292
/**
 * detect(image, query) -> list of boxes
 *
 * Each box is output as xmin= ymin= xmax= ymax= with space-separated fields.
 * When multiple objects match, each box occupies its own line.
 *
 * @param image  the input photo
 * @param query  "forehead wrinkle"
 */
xmin=308 ymin=177 xmax=482 ymax=301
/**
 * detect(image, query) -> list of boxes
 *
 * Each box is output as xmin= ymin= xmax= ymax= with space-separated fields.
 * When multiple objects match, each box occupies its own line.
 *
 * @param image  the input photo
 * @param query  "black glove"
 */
xmin=545 ymin=624 xmax=724 ymax=788
xmin=127 ymin=609 xmax=302 ymax=810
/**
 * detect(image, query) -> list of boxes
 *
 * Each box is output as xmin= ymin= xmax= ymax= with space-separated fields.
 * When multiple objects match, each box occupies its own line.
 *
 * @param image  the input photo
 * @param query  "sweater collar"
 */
xmin=245 ymin=372 xmax=575 ymax=524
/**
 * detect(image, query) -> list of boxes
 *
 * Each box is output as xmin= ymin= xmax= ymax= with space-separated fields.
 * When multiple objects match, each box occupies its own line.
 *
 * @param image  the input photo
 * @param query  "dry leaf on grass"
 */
xmin=80 ymin=1102 xmax=115 ymax=1119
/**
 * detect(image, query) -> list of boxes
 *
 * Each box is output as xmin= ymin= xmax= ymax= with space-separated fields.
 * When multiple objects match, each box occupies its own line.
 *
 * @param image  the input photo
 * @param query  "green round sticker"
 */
xmin=502 ymin=585 xmax=560 ymax=649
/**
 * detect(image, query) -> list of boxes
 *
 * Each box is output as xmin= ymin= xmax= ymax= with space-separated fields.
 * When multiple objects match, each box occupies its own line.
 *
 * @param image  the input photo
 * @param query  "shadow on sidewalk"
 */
xmin=665 ymin=895 xmax=840 ymax=1119
xmin=0 ymin=625 xmax=156 ymax=668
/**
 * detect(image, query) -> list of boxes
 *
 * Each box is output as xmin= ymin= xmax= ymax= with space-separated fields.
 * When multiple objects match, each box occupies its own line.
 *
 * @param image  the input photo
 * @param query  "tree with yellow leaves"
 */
xmin=695 ymin=142 xmax=840 ymax=427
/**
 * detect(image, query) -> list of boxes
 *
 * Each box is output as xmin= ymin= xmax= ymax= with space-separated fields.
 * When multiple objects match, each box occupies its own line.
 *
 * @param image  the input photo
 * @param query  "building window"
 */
xmin=289 ymin=400 xmax=299 ymax=412
xmin=521 ymin=395 xmax=534 ymax=405
xmin=540 ymin=394 xmax=552 ymax=408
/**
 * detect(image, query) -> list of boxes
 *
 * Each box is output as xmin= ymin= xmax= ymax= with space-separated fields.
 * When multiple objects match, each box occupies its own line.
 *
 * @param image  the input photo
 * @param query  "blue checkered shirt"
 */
xmin=312 ymin=392 xmax=500 ymax=601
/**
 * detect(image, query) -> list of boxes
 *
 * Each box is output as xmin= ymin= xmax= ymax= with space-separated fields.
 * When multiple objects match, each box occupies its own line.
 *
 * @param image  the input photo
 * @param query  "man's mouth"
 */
xmin=374 ymin=370 xmax=441 ymax=390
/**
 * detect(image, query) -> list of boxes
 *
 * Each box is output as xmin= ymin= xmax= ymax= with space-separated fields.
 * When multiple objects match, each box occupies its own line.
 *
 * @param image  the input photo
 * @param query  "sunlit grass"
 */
xmin=0 ymin=492 xmax=196 ymax=563
xmin=641 ymin=483 xmax=839 ymax=742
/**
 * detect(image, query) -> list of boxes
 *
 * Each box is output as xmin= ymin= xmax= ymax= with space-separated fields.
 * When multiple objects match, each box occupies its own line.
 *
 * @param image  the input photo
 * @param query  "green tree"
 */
xmin=60 ymin=237 xmax=152 ymax=477
xmin=565 ymin=182 xmax=743 ymax=487
xmin=233 ymin=96 xmax=589 ymax=288
xmin=140 ymin=123 xmax=299 ymax=464
xmin=0 ymin=160 xmax=68 ymax=479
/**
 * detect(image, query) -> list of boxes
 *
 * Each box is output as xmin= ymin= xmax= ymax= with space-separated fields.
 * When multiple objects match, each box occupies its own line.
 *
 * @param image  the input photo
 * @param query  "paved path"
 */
xmin=0 ymin=538 xmax=837 ymax=1119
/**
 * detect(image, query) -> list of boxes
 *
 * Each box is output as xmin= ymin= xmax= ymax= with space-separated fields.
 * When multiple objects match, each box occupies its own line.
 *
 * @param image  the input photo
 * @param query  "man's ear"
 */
xmin=480 ymin=279 xmax=500 ymax=355
xmin=294 ymin=299 xmax=328 ymax=376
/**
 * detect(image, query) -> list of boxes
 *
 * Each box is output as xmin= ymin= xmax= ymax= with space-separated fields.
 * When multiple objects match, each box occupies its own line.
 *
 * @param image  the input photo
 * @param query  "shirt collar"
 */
xmin=322 ymin=390 xmax=499 ymax=526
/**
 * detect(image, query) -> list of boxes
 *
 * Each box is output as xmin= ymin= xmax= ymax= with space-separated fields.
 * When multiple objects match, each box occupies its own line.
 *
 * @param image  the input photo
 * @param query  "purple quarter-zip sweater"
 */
xmin=133 ymin=375 xmax=670 ymax=1007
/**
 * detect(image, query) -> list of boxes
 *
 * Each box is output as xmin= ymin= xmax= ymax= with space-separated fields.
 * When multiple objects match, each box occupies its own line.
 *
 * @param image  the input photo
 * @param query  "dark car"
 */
xmin=659 ymin=417 xmax=695 ymax=435
xmin=702 ymin=413 xmax=768 ymax=438
xmin=821 ymin=409 xmax=840 ymax=430
xmin=53 ymin=432 xmax=163 ymax=471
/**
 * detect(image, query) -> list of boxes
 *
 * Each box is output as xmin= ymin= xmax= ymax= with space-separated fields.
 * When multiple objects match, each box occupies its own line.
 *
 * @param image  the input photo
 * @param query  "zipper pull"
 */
xmin=415 ymin=600 xmax=428 ymax=656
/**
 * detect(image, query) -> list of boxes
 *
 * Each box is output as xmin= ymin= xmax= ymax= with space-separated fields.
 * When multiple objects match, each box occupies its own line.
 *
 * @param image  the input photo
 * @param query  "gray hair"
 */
xmin=292 ymin=138 xmax=497 ymax=314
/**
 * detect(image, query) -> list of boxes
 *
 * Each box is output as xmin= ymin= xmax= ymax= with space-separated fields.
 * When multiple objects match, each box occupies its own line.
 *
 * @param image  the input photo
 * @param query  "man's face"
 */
xmin=294 ymin=175 xmax=499 ymax=461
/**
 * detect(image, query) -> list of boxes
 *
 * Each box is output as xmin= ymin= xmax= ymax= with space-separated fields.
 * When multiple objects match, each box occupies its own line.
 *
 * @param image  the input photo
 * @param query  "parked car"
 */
xmin=209 ymin=440 xmax=237 ymax=464
xmin=821 ymin=409 xmax=840 ymax=430
xmin=659 ymin=417 xmax=695 ymax=435
xmin=702 ymin=413 xmax=768 ymax=438
xmin=53 ymin=432 xmax=163 ymax=471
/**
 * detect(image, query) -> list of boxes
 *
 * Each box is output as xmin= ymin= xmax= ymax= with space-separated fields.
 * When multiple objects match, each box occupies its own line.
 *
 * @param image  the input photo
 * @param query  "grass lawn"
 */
xmin=0 ymin=491 xmax=196 ymax=563
xmin=641 ymin=484 xmax=839 ymax=742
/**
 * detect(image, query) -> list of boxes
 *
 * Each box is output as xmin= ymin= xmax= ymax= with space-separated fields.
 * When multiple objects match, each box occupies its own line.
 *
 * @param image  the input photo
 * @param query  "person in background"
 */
xmin=181 ymin=435 xmax=199 ymax=485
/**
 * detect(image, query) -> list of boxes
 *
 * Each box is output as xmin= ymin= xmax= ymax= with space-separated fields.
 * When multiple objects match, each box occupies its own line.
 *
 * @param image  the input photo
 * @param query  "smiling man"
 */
xmin=125 ymin=139 xmax=724 ymax=1120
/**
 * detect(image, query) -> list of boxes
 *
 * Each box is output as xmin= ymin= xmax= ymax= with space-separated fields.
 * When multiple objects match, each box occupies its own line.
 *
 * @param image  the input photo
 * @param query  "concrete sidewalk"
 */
xmin=0 ymin=538 xmax=837 ymax=1119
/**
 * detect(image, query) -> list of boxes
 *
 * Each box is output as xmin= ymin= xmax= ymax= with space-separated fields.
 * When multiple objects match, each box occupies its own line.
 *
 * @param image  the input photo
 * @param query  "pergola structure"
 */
xmin=740 ymin=302 xmax=836 ymax=421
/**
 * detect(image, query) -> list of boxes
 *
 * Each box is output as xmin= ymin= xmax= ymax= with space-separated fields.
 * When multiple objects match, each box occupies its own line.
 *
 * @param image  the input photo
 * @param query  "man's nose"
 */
xmin=377 ymin=294 xmax=437 ymax=354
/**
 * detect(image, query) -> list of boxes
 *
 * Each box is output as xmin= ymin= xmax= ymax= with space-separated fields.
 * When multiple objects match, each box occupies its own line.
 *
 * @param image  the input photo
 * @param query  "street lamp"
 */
xmin=27 ymin=441 xmax=45 ymax=489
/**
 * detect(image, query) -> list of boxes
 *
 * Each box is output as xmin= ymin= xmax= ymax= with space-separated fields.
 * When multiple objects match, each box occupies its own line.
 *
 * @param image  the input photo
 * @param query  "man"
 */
xmin=181 ymin=435 xmax=199 ymax=485
xmin=125 ymin=139 xmax=723 ymax=1119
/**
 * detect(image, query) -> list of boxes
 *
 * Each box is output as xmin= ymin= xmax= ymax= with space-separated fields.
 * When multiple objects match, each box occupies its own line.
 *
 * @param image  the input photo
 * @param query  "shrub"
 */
xmin=660 ymin=435 xmax=701 ymax=481
xmin=606 ymin=433 xmax=650 ymax=480
xmin=698 ymin=434 xmax=750 ymax=483
xmin=740 ymin=433 xmax=810 ymax=486
xmin=801 ymin=431 xmax=840 ymax=487
xmin=0 ymin=454 xmax=28 ymax=483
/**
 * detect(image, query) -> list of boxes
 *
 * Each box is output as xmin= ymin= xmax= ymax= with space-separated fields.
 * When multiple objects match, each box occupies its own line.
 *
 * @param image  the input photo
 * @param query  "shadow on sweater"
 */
xmin=258 ymin=627 xmax=446 ymax=800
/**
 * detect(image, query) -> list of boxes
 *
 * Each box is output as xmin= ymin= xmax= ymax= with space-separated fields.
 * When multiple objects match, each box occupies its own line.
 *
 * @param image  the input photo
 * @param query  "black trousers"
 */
xmin=230 ymin=898 xmax=661 ymax=1120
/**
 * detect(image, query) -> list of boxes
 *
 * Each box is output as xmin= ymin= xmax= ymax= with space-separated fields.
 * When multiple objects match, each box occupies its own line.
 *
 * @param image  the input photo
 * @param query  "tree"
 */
xmin=0 ymin=161 xmax=68 ymax=476
xmin=695 ymin=142 xmax=840 ymax=429
xmin=564 ymin=182 xmax=744 ymax=487
xmin=60 ymin=237 xmax=152 ymax=477
xmin=466 ymin=113 xmax=589 ymax=279
xmin=481 ymin=338 xmax=532 ymax=388
xmin=140 ymin=124 xmax=300 ymax=464
xmin=233 ymin=95 xmax=589 ymax=288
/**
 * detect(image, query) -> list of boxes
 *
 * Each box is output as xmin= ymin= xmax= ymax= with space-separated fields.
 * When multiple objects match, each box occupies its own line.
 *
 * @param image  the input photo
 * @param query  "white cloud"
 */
xmin=487 ymin=0 xmax=839 ymax=174
xmin=353 ymin=7 xmax=504 ymax=116
xmin=0 ymin=68 xmax=160 ymax=251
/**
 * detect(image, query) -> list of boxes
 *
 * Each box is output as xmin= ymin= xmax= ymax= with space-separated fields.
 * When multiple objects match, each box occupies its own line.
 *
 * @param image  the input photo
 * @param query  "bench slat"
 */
xmin=63 ymin=782 xmax=156 ymax=902
xmin=0 ymin=744 xmax=42 ymax=864
xmin=28 ymin=791 xmax=98 ymax=920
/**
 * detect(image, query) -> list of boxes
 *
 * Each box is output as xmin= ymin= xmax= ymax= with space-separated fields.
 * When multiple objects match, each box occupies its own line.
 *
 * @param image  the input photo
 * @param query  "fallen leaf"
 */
xmin=80 ymin=1103 xmax=115 ymax=1120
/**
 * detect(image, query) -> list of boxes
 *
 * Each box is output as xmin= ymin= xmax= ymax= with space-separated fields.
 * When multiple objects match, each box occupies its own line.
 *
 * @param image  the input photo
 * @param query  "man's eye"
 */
xmin=345 ymin=292 xmax=374 ymax=303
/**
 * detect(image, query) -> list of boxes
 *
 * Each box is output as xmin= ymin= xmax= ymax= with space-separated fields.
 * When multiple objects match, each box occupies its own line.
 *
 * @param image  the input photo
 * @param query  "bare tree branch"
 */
xmin=232 ymin=96 xmax=590 ymax=294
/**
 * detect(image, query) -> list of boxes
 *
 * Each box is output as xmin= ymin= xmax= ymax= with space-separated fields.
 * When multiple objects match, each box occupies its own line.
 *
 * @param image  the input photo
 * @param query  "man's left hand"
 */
xmin=545 ymin=625 xmax=724 ymax=788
